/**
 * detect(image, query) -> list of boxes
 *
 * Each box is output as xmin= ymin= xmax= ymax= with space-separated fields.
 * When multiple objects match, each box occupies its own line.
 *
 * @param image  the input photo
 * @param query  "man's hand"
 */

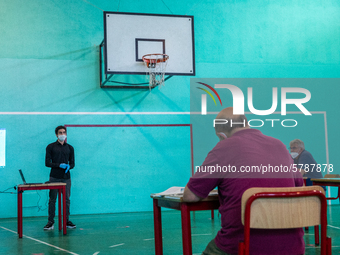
xmin=65 ymin=164 xmax=70 ymax=173
xmin=60 ymin=163 xmax=70 ymax=173
xmin=59 ymin=163 xmax=68 ymax=169
xmin=183 ymin=185 xmax=202 ymax=202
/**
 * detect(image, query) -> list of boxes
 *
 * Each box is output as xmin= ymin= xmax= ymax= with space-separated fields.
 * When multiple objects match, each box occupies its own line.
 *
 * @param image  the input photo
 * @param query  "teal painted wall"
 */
xmin=0 ymin=0 xmax=339 ymax=218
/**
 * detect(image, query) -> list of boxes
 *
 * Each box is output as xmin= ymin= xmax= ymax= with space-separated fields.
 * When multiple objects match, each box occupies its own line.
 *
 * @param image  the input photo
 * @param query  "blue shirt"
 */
xmin=294 ymin=150 xmax=323 ymax=179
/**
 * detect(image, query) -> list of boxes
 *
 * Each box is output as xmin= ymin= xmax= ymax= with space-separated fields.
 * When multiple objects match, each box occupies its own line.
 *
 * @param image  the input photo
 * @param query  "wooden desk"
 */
xmin=312 ymin=178 xmax=340 ymax=187
xmin=17 ymin=183 xmax=67 ymax=238
xmin=151 ymin=191 xmax=219 ymax=255
xmin=312 ymin=177 xmax=340 ymax=199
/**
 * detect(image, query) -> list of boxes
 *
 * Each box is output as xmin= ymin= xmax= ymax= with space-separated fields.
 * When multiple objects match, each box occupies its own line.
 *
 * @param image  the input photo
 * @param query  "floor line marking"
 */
xmin=109 ymin=243 xmax=125 ymax=248
xmin=0 ymin=226 xmax=80 ymax=255
xmin=93 ymin=252 xmax=100 ymax=255
xmin=305 ymin=246 xmax=340 ymax=249
xmin=192 ymin=233 xmax=212 ymax=236
xmin=0 ymin=226 xmax=18 ymax=234
xmin=0 ymin=226 xmax=17 ymax=234
xmin=328 ymin=225 xmax=340 ymax=230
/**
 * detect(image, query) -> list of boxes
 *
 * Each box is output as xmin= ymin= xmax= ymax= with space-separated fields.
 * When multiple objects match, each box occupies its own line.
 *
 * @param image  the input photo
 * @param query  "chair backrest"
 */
xmin=324 ymin=174 xmax=340 ymax=178
xmin=241 ymin=186 xmax=325 ymax=229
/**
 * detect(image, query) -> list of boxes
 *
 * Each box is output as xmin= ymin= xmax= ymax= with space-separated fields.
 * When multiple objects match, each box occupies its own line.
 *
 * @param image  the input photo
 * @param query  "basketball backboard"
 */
xmin=103 ymin=12 xmax=195 ymax=76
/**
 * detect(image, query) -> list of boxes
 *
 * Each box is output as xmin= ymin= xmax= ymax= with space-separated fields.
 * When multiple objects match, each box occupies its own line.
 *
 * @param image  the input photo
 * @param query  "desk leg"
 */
xmin=153 ymin=199 xmax=163 ymax=255
xmin=314 ymin=225 xmax=319 ymax=246
xmin=181 ymin=203 xmax=192 ymax=255
xmin=58 ymin=188 xmax=62 ymax=231
xmin=63 ymin=186 xmax=67 ymax=235
xmin=18 ymin=189 xmax=23 ymax=238
xmin=211 ymin=210 xmax=214 ymax=219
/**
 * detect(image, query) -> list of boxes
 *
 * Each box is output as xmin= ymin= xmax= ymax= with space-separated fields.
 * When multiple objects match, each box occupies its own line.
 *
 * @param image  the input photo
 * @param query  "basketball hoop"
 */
xmin=142 ymin=53 xmax=169 ymax=89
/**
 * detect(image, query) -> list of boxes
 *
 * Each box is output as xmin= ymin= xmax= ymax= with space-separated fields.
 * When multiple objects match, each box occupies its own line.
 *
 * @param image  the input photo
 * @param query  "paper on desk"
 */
xmin=152 ymin=186 xmax=185 ymax=196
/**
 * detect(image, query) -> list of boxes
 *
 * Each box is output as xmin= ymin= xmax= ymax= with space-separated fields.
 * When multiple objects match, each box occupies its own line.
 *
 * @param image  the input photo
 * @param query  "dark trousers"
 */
xmin=48 ymin=177 xmax=71 ymax=223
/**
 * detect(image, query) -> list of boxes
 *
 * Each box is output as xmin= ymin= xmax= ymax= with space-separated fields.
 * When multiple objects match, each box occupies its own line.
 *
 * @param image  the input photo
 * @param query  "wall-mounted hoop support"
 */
xmin=99 ymin=41 xmax=172 ymax=89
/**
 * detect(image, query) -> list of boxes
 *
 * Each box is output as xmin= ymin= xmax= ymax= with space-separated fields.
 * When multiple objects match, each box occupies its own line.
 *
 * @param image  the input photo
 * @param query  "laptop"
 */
xmin=19 ymin=169 xmax=42 ymax=185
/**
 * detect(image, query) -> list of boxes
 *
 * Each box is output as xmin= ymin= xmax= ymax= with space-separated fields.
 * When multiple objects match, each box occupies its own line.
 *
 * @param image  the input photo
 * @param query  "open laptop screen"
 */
xmin=18 ymin=169 xmax=41 ymax=185
xmin=19 ymin=169 xmax=27 ymax=184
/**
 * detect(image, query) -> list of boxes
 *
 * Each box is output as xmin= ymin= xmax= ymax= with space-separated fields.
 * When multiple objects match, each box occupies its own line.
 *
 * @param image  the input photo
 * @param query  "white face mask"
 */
xmin=290 ymin=152 xmax=299 ymax=159
xmin=58 ymin=135 xmax=67 ymax=142
xmin=218 ymin=132 xmax=227 ymax=141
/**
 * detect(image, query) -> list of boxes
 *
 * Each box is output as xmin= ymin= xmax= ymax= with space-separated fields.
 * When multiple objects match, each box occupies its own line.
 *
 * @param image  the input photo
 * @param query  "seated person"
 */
xmin=289 ymin=139 xmax=323 ymax=186
xmin=183 ymin=107 xmax=304 ymax=255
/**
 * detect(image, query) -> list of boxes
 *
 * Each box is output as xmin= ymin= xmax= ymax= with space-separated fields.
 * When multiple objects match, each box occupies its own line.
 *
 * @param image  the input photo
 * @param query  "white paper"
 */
xmin=152 ymin=186 xmax=185 ymax=196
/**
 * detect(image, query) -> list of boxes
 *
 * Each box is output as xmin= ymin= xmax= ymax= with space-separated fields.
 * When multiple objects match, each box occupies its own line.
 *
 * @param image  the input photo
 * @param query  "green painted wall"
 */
xmin=0 ymin=0 xmax=339 ymax=218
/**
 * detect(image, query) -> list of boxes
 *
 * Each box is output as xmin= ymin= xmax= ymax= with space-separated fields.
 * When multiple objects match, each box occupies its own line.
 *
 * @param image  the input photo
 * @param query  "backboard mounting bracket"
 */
xmin=99 ymin=40 xmax=173 ymax=89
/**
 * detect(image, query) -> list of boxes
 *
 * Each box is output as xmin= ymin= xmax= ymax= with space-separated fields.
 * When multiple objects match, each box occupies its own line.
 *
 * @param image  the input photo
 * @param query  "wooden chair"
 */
xmin=310 ymin=174 xmax=340 ymax=243
xmin=306 ymin=174 xmax=339 ymax=244
xmin=324 ymin=174 xmax=340 ymax=200
xmin=238 ymin=186 xmax=331 ymax=255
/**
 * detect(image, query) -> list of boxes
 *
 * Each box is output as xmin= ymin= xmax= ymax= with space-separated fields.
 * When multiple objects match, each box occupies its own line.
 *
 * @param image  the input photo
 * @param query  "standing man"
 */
xmin=183 ymin=107 xmax=304 ymax=255
xmin=44 ymin=125 xmax=76 ymax=230
xmin=289 ymin=139 xmax=323 ymax=186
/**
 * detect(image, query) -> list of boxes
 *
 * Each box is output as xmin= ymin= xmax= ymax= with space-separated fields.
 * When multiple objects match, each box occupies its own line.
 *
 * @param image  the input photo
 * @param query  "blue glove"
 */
xmin=65 ymin=164 xmax=70 ymax=173
xmin=59 ymin=163 xmax=68 ymax=169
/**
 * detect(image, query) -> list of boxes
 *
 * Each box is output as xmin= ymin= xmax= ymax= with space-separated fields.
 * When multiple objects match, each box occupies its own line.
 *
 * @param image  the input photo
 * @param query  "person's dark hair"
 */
xmin=214 ymin=115 xmax=248 ymax=133
xmin=55 ymin=125 xmax=67 ymax=135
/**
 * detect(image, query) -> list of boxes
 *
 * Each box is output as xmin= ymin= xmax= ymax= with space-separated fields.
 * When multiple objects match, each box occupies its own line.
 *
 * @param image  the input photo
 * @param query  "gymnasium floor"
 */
xmin=0 ymin=206 xmax=340 ymax=255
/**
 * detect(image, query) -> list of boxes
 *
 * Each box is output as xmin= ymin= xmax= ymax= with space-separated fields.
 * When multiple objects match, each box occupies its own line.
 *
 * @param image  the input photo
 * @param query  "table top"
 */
xmin=311 ymin=178 xmax=340 ymax=183
xmin=18 ymin=182 xmax=67 ymax=188
xmin=151 ymin=189 xmax=218 ymax=203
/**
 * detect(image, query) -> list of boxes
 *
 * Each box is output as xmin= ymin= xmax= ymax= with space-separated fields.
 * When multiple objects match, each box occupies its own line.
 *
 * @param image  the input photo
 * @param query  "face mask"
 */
xmin=218 ymin=132 xmax=227 ymax=141
xmin=58 ymin=135 xmax=67 ymax=142
xmin=290 ymin=152 xmax=299 ymax=159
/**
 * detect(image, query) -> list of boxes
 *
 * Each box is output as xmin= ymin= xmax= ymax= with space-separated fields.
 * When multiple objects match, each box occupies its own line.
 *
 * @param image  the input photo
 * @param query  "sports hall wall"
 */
xmin=0 ymin=0 xmax=339 ymax=218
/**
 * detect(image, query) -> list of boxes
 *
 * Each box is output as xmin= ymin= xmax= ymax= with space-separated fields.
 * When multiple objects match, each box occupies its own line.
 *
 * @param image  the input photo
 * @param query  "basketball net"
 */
xmin=142 ymin=54 xmax=169 ymax=89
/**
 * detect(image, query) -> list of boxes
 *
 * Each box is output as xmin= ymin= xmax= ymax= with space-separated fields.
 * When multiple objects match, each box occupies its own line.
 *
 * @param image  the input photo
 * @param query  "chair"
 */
xmin=324 ymin=174 xmax=340 ymax=200
xmin=238 ymin=186 xmax=331 ymax=255
xmin=311 ymin=174 xmax=340 ymax=245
